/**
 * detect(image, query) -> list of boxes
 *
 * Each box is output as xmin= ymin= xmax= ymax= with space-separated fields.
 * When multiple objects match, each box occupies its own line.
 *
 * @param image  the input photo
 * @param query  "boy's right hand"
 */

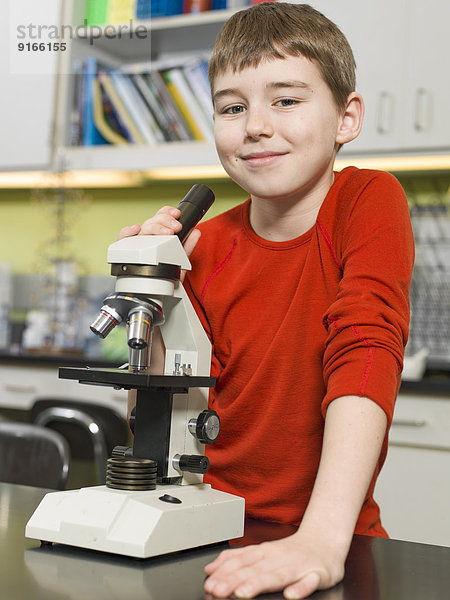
xmin=118 ymin=205 xmax=201 ymax=259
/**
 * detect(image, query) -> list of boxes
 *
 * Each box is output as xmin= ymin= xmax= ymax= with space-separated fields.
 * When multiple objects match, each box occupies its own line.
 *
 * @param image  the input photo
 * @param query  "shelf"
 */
xmin=76 ymin=9 xmax=235 ymax=36
xmin=73 ymin=9 xmax=235 ymax=60
xmin=58 ymin=141 xmax=220 ymax=172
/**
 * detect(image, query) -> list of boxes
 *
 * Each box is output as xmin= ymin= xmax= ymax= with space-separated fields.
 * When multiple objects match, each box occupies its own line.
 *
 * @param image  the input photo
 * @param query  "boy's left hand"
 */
xmin=204 ymin=530 xmax=345 ymax=599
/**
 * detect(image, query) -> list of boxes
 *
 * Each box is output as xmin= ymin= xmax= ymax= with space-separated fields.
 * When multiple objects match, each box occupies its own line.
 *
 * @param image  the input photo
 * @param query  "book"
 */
xmin=147 ymin=70 xmax=193 ymax=141
xmin=184 ymin=0 xmax=211 ymax=12
xmin=107 ymin=0 xmax=136 ymax=23
xmin=135 ymin=0 xmax=151 ymax=19
xmin=109 ymin=71 xmax=164 ymax=144
xmin=163 ymin=67 xmax=214 ymax=141
xmin=131 ymin=73 xmax=177 ymax=142
xmin=85 ymin=0 xmax=110 ymax=25
xmin=98 ymin=71 xmax=146 ymax=143
xmin=69 ymin=60 xmax=83 ymax=146
xmin=93 ymin=79 xmax=131 ymax=144
xmin=82 ymin=57 xmax=108 ymax=146
xmin=182 ymin=58 xmax=213 ymax=121
xmin=136 ymin=1 xmax=183 ymax=18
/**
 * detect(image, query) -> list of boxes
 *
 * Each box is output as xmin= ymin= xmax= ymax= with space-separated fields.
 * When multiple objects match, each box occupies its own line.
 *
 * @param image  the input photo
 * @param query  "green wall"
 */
xmin=0 ymin=173 xmax=448 ymax=276
xmin=0 ymin=179 xmax=248 ymax=276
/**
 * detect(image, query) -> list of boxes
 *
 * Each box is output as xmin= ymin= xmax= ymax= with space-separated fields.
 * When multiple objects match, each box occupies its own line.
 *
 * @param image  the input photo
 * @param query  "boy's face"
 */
xmin=212 ymin=55 xmax=345 ymax=206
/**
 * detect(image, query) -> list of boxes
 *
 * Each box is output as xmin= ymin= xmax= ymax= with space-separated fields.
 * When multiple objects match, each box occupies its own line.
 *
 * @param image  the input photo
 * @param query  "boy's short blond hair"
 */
xmin=209 ymin=2 xmax=356 ymax=112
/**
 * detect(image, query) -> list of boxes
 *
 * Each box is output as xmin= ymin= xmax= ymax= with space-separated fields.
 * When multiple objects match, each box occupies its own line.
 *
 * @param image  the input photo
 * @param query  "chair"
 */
xmin=31 ymin=399 xmax=130 ymax=485
xmin=0 ymin=422 xmax=69 ymax=490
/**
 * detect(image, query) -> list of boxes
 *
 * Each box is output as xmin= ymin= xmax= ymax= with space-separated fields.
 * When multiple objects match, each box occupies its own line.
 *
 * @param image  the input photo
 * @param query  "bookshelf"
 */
xmin=53 ymin=2 xmax=238 ymax=174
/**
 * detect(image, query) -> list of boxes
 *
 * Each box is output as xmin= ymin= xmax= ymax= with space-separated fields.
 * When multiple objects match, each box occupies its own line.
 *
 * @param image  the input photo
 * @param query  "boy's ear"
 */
xmin=336 ymin=92 xmax=364 ymax=145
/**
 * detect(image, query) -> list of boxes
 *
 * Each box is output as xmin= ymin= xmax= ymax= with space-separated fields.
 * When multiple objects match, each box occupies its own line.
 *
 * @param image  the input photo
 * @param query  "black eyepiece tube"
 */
xmin=176 ymin=184 xmax=215 ymax=244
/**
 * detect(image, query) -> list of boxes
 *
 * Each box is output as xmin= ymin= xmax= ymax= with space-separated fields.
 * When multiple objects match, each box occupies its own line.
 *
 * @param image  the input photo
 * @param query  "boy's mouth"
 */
xmin=240 ymin=151 xmax=288 ymax=166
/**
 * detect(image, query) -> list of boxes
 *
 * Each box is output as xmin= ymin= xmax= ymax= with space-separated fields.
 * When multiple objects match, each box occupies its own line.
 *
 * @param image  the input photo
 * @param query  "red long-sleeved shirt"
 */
xmin=185 ymin=166 xmax=414 ymax=536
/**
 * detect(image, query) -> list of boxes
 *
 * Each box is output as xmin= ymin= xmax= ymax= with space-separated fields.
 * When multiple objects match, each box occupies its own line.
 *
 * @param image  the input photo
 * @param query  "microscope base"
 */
xmin=25 ymin=483 xmax=245 ymax=558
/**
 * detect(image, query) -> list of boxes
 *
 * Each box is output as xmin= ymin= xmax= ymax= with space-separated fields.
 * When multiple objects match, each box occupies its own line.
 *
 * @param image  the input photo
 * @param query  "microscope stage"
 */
xmin=59 ymin=367 xmax=215 ymax=391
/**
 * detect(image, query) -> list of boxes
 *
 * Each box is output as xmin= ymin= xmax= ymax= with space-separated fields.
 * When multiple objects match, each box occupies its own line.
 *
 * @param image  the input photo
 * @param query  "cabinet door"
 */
xmin=0 ymin=1 xmax=58 ymax=170
xmin=311 ymin=0 xmax=407 ymax=155
xmin=374 ymin=394 xmax=450 ymax=547
xmin=375 ymin=445 xmax=450 ymax=547
xmin=402 ymin=0 xmax=450 ymax=150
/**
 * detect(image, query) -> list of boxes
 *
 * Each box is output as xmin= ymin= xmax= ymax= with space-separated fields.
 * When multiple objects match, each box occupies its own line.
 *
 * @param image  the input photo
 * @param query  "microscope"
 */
xmin=26 ymin=185 xmax=245 ymax=558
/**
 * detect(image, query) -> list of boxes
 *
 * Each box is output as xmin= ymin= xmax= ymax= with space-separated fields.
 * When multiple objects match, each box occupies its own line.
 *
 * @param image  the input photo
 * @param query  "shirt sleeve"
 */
xmin=321 ymin=172 xmax=415 ymax=423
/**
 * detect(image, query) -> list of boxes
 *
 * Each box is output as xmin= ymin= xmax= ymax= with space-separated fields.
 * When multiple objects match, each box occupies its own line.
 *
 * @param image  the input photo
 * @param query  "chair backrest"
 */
xmin=31 ymin=399 xmax=129 ymax=455
xmin=0 ymin=422 xmax=69 ymax=490
xmin=31 ymin=399 xmax=130 ymax=484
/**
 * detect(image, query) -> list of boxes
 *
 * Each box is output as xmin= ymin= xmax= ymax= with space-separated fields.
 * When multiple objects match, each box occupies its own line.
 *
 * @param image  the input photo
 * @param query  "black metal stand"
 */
xmin=59 ymin=368 xmax=216 ymax=479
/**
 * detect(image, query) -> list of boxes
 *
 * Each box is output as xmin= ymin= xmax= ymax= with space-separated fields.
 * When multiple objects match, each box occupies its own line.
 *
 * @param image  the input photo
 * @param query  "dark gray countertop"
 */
xmin=2 ymin=482 xmax=449 ymax=600
xmin=0 ymin=351 xmax=119 ymax=369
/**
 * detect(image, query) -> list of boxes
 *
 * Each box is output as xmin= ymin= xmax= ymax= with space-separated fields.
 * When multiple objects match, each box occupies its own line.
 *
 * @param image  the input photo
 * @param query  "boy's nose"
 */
xmin=244 ymin=108 xmax=274 ymax=139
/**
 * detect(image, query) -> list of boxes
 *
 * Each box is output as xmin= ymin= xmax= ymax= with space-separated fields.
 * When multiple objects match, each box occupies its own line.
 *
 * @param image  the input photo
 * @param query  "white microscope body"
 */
xmin=26 ymin=185 xmax=245 ymax=558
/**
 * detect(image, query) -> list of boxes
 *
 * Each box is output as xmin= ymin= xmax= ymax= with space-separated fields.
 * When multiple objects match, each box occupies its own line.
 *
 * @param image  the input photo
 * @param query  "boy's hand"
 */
xmin=204 ymin=529 xmax=345 ymax=599
xmin=117 ymin=205 xmax=201 ymax=260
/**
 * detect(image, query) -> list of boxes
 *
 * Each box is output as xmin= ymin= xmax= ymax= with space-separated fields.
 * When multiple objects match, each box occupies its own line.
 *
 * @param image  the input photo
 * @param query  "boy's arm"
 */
xmin=204 ymin=394 xmax=387 ymax=600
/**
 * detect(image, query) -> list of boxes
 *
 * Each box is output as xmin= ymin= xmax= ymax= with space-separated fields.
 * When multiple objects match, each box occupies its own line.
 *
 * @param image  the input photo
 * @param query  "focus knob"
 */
xmin=188 ymin=409 xmax=220 ymax=445
xmin=174 ymin=454 xmax=210 ymax=474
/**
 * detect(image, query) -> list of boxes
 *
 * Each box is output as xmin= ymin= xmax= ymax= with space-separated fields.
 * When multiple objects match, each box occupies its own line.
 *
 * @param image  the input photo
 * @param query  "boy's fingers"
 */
xmin=117 ymin=224 xmax=141 ymax=240
xmin=140 ymin=207 xmax=182 ymax=236
xmin=183 ymin=228 xmax=201 ymax=258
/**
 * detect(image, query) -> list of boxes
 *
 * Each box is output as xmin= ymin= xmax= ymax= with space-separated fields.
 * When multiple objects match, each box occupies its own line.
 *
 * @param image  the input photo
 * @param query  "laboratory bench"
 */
xmin=1 ymin=482 xmax=449 ymax=600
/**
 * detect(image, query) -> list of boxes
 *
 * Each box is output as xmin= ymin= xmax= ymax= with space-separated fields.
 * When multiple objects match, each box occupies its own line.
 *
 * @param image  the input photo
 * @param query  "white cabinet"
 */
xmin=312 ymin=0 xmax=407 ymax=155
xmin=403 ymin=1 xmax=450 ymax=150
xmin=311 ymin=0 xmax=450 ymax=155
xmin=0 ymin=1 xmax=59 ymax=170
xmin=374 ymin=393 xmax=450 ymax=547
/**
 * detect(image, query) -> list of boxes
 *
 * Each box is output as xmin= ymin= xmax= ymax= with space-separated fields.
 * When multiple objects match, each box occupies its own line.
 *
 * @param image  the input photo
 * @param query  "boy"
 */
xmin=120 ymin=3 xmax=414 ymax=599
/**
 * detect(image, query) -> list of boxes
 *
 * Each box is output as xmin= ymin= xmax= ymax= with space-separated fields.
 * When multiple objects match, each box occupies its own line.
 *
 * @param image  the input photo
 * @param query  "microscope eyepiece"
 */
xmin=176 ymin=184 xmax=215 ymax=244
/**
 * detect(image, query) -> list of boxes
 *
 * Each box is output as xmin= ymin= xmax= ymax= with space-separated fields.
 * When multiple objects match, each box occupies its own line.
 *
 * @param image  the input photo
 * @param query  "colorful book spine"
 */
xmin=85 ymin=0 xmax=109 ymax=25
xmin=93 ymin=79 xmax=130 ymax=144
xmin=163 ymin=71 xmax=204 ymax=140
xmin=109 ymin=71 xmax=162 ymax=144
xmin=132 ymin=74 xmax=176 ymax=142
xmin=182 ymin=58 xmax=213 ymax=119
xmin=163 ymin=68 xmax=214 ymax=141
xmin=82 ymin=57 xmax=108 ymax=146
xmin=98 ymin=72 xmax=146 ymax=143
xmin=147 ymin=70 xmax=193 ymax=141
xmin=135 ymin=0 xmax=151 ymax=18
xmin=107 ymin=0 xmax=136 ymax=23
xmin=184 ymin=0 xmax=211 ymax=13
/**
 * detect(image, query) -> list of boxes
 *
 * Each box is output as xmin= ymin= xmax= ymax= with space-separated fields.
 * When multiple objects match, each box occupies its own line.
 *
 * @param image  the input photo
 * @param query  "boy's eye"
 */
xmin=276 ymin=98 xmax=299 ymax=107
xmin=223 ymin=105 xmax=245 ymax=114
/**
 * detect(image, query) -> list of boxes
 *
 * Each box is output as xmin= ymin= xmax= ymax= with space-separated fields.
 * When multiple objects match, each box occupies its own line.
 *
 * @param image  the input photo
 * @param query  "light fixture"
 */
xmin=0 ymin=170 xmax=144 ymax=188
xmin=0 ymin=155 xmax=449 ymax=188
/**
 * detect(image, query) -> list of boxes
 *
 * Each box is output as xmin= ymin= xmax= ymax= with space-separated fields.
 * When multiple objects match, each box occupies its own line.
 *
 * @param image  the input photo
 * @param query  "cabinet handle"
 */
xmin=413 ymin=88 xmax=432 ymax=132
xmin=392 ymin=418 xmax=427 ymax=428
xmin=376 ymin=91 xmax=394 ymax=134
xmin=4 ymin=384 xmax=38 ymax=393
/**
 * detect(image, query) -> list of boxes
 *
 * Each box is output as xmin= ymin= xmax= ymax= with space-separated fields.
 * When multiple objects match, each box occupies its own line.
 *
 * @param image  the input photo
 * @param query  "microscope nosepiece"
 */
xmin=90 ymin=306 xmax=122 ymax=339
